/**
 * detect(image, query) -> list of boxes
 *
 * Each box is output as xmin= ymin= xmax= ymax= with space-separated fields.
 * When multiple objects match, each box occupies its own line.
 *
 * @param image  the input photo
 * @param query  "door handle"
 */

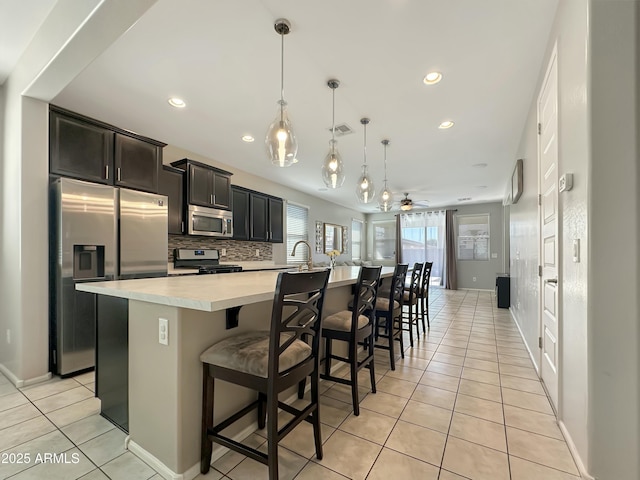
xmin=546 ymin=278 xmax=558 ymax=284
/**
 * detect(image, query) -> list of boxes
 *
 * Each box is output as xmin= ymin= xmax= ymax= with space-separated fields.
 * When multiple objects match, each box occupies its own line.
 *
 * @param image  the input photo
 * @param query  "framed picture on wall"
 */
xmin=511 ymin=159 xmax=523 ymax=204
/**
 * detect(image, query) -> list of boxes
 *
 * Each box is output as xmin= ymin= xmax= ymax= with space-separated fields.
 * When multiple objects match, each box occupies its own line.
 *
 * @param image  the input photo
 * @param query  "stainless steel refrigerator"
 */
xmin=50 ymin=177 xmax=167 ymax=376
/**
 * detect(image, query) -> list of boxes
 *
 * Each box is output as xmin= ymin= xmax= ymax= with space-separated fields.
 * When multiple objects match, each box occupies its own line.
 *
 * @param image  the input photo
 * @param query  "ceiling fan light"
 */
xmin=400 ymin=203 xmax=413 ymax=211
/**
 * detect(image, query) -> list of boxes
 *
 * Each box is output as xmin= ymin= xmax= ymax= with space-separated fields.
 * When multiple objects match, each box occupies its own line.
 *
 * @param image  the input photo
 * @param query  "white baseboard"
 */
xmin=509 ymin=308 xmax=540 ymax=373
xmin=0 ymin=364 xmax=51 ymax=388
xmin=558 ymin=420 xmax=594 ymax=480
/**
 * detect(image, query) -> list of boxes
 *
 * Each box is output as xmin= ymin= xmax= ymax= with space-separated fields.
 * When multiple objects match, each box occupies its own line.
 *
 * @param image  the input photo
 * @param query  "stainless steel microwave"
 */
xmin=187 ymin=205 xmax=233 ymax=237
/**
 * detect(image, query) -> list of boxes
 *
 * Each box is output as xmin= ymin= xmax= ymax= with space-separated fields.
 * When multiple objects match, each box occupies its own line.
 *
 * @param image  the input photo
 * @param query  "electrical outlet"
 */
xmin=472 ymin=276 xmax=477 ymax=282
xmin=221 ymin=248 xmax=227 ymax=257
xmin=159 ymin=318 xmax=169 ymax=346
xmin=255 ymin=249 xmax=260 ymax=257
xmin=6 ymin=329 xmax=10 ymax=345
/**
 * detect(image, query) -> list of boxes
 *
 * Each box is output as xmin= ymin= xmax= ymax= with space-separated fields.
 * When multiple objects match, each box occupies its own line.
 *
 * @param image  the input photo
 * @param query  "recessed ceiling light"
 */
xmin=241 ymin=135 xmax=255 ymax=143
xmin=168 ymin=97 xmax=186 ymax=108
xmin=438 ymin=120 xmax=454 ymax=129
xmin=423 ymin=72 xmax=442 ymax=85
xmin=473 ymin=163 xmax=488 ymax=168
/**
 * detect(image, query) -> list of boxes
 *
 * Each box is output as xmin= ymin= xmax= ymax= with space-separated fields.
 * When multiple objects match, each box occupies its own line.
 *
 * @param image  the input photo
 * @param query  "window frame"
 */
xmin=456 ymin=213 xmax=490 ymax=261
xmin=351 ymin=218 xmax=364 ymax=261
xmin=286 ymin=201 xmax=310 ymax=265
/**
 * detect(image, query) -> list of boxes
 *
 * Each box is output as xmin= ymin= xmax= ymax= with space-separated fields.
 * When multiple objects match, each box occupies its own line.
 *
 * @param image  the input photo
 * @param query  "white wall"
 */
xmin=0 ymin=0 xmax=156 ymax=384
xmin=511 ymin=1 xmax=640 ymax=478
xmin=588 ymin=1 xmax=639 ymax=479
xmin=162 ymin=145 xmax=366 ymax=265
xmin=510 ymin=0 xmax=591 ymax=471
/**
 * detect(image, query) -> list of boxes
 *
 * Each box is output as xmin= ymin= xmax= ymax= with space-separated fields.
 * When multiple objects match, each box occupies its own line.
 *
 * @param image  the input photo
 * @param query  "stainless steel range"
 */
xmin=173 ymin=248 xmax=242 ymax=274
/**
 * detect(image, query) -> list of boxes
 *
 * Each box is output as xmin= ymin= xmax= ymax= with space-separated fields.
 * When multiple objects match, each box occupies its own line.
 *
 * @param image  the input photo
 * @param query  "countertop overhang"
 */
xmin=77 ymin=266 xmax=394 ymax=312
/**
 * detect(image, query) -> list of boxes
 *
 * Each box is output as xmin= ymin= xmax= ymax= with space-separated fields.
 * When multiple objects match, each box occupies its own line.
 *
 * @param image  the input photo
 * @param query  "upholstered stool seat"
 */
xmin=200 ymin=331 xmax=311 ymax=378
xmin=323 ymin=311 xmax=369 ymax=332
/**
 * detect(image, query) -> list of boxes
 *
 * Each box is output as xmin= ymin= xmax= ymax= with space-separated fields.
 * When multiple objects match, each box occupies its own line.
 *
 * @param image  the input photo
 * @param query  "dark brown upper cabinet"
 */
xmin=232 ymin=185 xmax=283 ymax=243
xmin=49 ymin=106 xmax=165 ymax=193
xmin=171 ymin=159 xmax=232 ymax=211
xmin=158 ymin=165 xmax=185 ymax=235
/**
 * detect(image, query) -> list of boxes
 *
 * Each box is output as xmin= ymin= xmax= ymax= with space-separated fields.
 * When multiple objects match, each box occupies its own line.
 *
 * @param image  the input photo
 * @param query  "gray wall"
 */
xmin=367 ymin=201 xmax=504 ymax=290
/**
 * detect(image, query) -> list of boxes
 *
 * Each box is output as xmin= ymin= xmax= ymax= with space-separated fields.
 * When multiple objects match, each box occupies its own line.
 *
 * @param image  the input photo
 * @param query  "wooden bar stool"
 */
xmin=402 ymin=262 xmax=423 ymax=347
xmin=200 ymin=270 xmax=330 ymax=480
xmin=374 ymin=263 xmax=408 ymax=370
xmin=321 ymin=266 xmax=382 ymax=416
xmin=419 ymin=262 xmax=433 ymax=330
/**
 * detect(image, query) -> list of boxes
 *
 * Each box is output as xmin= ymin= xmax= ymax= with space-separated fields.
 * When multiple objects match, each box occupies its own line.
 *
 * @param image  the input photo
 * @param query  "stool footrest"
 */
xmin=211 ymin=433 xmax=267 ymax=465
xmin=211 ymin=399 xmax=259 ymax=434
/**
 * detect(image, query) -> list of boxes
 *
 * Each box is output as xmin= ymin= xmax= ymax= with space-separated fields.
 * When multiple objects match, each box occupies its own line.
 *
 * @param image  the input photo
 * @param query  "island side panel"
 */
xmin=128 ymin=300 xmax=182 ymax=473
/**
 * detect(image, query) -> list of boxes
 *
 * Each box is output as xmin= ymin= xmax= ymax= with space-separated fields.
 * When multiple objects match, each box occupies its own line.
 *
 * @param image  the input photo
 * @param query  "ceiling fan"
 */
xmin=398 ymin=192 xmax=429 ymax=211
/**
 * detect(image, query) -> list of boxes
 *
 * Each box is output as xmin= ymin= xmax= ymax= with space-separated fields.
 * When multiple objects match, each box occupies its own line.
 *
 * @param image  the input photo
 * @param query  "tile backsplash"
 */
xmin=168 ymin=235 xmax=273 ymax=262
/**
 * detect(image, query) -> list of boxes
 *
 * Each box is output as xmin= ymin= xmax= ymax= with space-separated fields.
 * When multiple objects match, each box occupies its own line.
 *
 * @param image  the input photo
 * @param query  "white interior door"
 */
xmin=538 ymin=47 xmax=559 ymax=411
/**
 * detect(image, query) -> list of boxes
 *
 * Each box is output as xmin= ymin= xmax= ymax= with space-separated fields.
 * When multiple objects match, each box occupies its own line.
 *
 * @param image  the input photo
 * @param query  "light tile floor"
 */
xmin=0 ymin=288 xmax=581 ymax=480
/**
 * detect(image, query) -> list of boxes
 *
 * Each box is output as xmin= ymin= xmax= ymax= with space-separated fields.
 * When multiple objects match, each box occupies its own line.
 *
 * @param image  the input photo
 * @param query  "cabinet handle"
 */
xmin=181 ymin=221 xmax=184 ymax=233
xmin=210 ymin=194 xmax=213 ymax=204
xmin=117 ymin=167 xmax=121 ymax=182
xmin=213 ymin=194 xmax=216 ymax=205
xmin=105 ymin=165 xmax=109 ymax=180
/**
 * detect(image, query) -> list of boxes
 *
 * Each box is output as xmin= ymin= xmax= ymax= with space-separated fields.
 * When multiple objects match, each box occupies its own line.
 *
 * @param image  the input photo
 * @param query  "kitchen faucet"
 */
xmin=291 ymin=240 xmax=313 ymax=272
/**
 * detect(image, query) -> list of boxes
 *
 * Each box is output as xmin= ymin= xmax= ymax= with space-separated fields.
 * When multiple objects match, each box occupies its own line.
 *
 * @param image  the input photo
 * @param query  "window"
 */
xmin=286 ymin=202 xmax=309 ymax=264
xmin=399 ymin=211 xmax=445 ymax=285
xmin=457 ymin=214 xmax=490 ymax=260
xmin=351 ymin=219 xmax=363 ymax=260
xmin=372 ymin=220 xmax=395 ymax=261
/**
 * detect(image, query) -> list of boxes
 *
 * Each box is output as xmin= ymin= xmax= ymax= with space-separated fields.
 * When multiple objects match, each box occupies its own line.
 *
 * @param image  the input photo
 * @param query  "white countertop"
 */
xmin=78 ymin=266 xmax=394 ymax=312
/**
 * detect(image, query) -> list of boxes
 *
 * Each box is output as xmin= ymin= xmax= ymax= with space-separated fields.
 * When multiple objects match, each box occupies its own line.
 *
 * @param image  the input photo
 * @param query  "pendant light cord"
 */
xmin=383 ymin=142 xmax=388 ymax=187
xmin=363 ymin=122 xmax=368 ymax=167
xmin=331 ymin=87 xmax=336 ymax=142
xmin=280 ymin=30 xmax=285 ymax=120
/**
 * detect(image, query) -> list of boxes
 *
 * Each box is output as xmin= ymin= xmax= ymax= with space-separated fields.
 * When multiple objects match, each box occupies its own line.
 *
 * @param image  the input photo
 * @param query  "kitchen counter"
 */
xmin=77 ymin=266 xmax=392 ymax=477
xmin=78 ymin=266 xmax=389 ymax=311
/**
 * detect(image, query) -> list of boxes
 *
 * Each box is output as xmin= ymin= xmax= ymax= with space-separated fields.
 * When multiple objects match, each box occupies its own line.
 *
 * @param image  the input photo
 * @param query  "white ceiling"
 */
xmin=49 ymin=0 xmax=558 ymax=212
xmin=0 ymin=0 xmax=57 ymax=84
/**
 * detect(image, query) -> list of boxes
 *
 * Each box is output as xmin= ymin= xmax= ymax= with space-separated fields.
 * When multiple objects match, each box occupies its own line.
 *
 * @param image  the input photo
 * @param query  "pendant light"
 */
xmin=265 ymin=19 xmax=298 ymax=167
xmin=378 ymin=139 xmax=393 ymax=211
xmin=356 ymin=118 xmax=375 ymax=203
xmin=321 ymin=79 xmax=345 ymax=189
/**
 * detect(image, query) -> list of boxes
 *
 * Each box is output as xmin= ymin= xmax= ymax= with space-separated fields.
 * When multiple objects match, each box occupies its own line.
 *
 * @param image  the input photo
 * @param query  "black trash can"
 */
xmin=496 ymin=274 xmax=510 ymax=308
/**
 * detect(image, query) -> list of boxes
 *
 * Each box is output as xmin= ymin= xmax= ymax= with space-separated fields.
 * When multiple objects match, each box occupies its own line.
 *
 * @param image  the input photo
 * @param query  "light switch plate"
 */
xmin=559 ymin=173 xmax=573 ymax=192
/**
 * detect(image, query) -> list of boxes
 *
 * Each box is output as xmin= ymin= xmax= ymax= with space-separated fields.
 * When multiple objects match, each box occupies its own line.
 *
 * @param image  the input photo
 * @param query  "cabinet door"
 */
xmin=268 ymin=197 xmax=284 ymax=243
xmin=188 ymin=164 xmax=212 ymax=207
xmin=158 ymin=166 xmax=184 ymax=235
xmin=50 ymin=110 xmax=113 ymax=183
xmin=114 ymin=133 xmax=160 ymax=192
xmin=212 ymin=172 xmax=231 ymax=210
xmin=231 ymin=188 xmax=250 ymax=240
xmin=249 ymin=193 xmax=269 ymax=241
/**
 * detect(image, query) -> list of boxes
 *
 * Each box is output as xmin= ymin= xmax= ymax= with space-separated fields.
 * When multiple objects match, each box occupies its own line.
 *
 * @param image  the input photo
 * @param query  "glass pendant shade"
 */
xmin=378 ymin=139 xmax=392 ymax=211
xmin=379 ymin=185 xmax=392 ymax=211
xmin=356 ymin=165 xmax=375 ymax=204
xmin=321 ymin=140 xmax=345 ymax=188
xmin=266 ymin=100 xmax=298 ymax=167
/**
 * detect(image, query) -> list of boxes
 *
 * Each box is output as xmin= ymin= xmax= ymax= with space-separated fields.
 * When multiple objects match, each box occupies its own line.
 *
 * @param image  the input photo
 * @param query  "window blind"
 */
xmin=286 ymin=203 xmax=309 ymax=264
xmin=351 ymin=219 xmax=363 ymax=260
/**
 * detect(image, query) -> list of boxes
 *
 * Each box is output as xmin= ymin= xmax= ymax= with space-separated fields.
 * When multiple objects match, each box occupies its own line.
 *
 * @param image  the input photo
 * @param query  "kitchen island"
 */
xmin=77 ymin=266 xmax=393 ymax=479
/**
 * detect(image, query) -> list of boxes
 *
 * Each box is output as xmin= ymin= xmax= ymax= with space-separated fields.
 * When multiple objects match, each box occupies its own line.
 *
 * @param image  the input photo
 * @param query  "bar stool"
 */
xmin=402 ymin=262 xmax=423 ymax=347
xmin=374 ymin=263 xmax=408 ymax=370
xmin=321 ymin=266 xmax=382 ymax=416
xmin=419 ymin=262 xmax=433 ymax=330
xmin=200 ymin=270 xmax=330 ymax=480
